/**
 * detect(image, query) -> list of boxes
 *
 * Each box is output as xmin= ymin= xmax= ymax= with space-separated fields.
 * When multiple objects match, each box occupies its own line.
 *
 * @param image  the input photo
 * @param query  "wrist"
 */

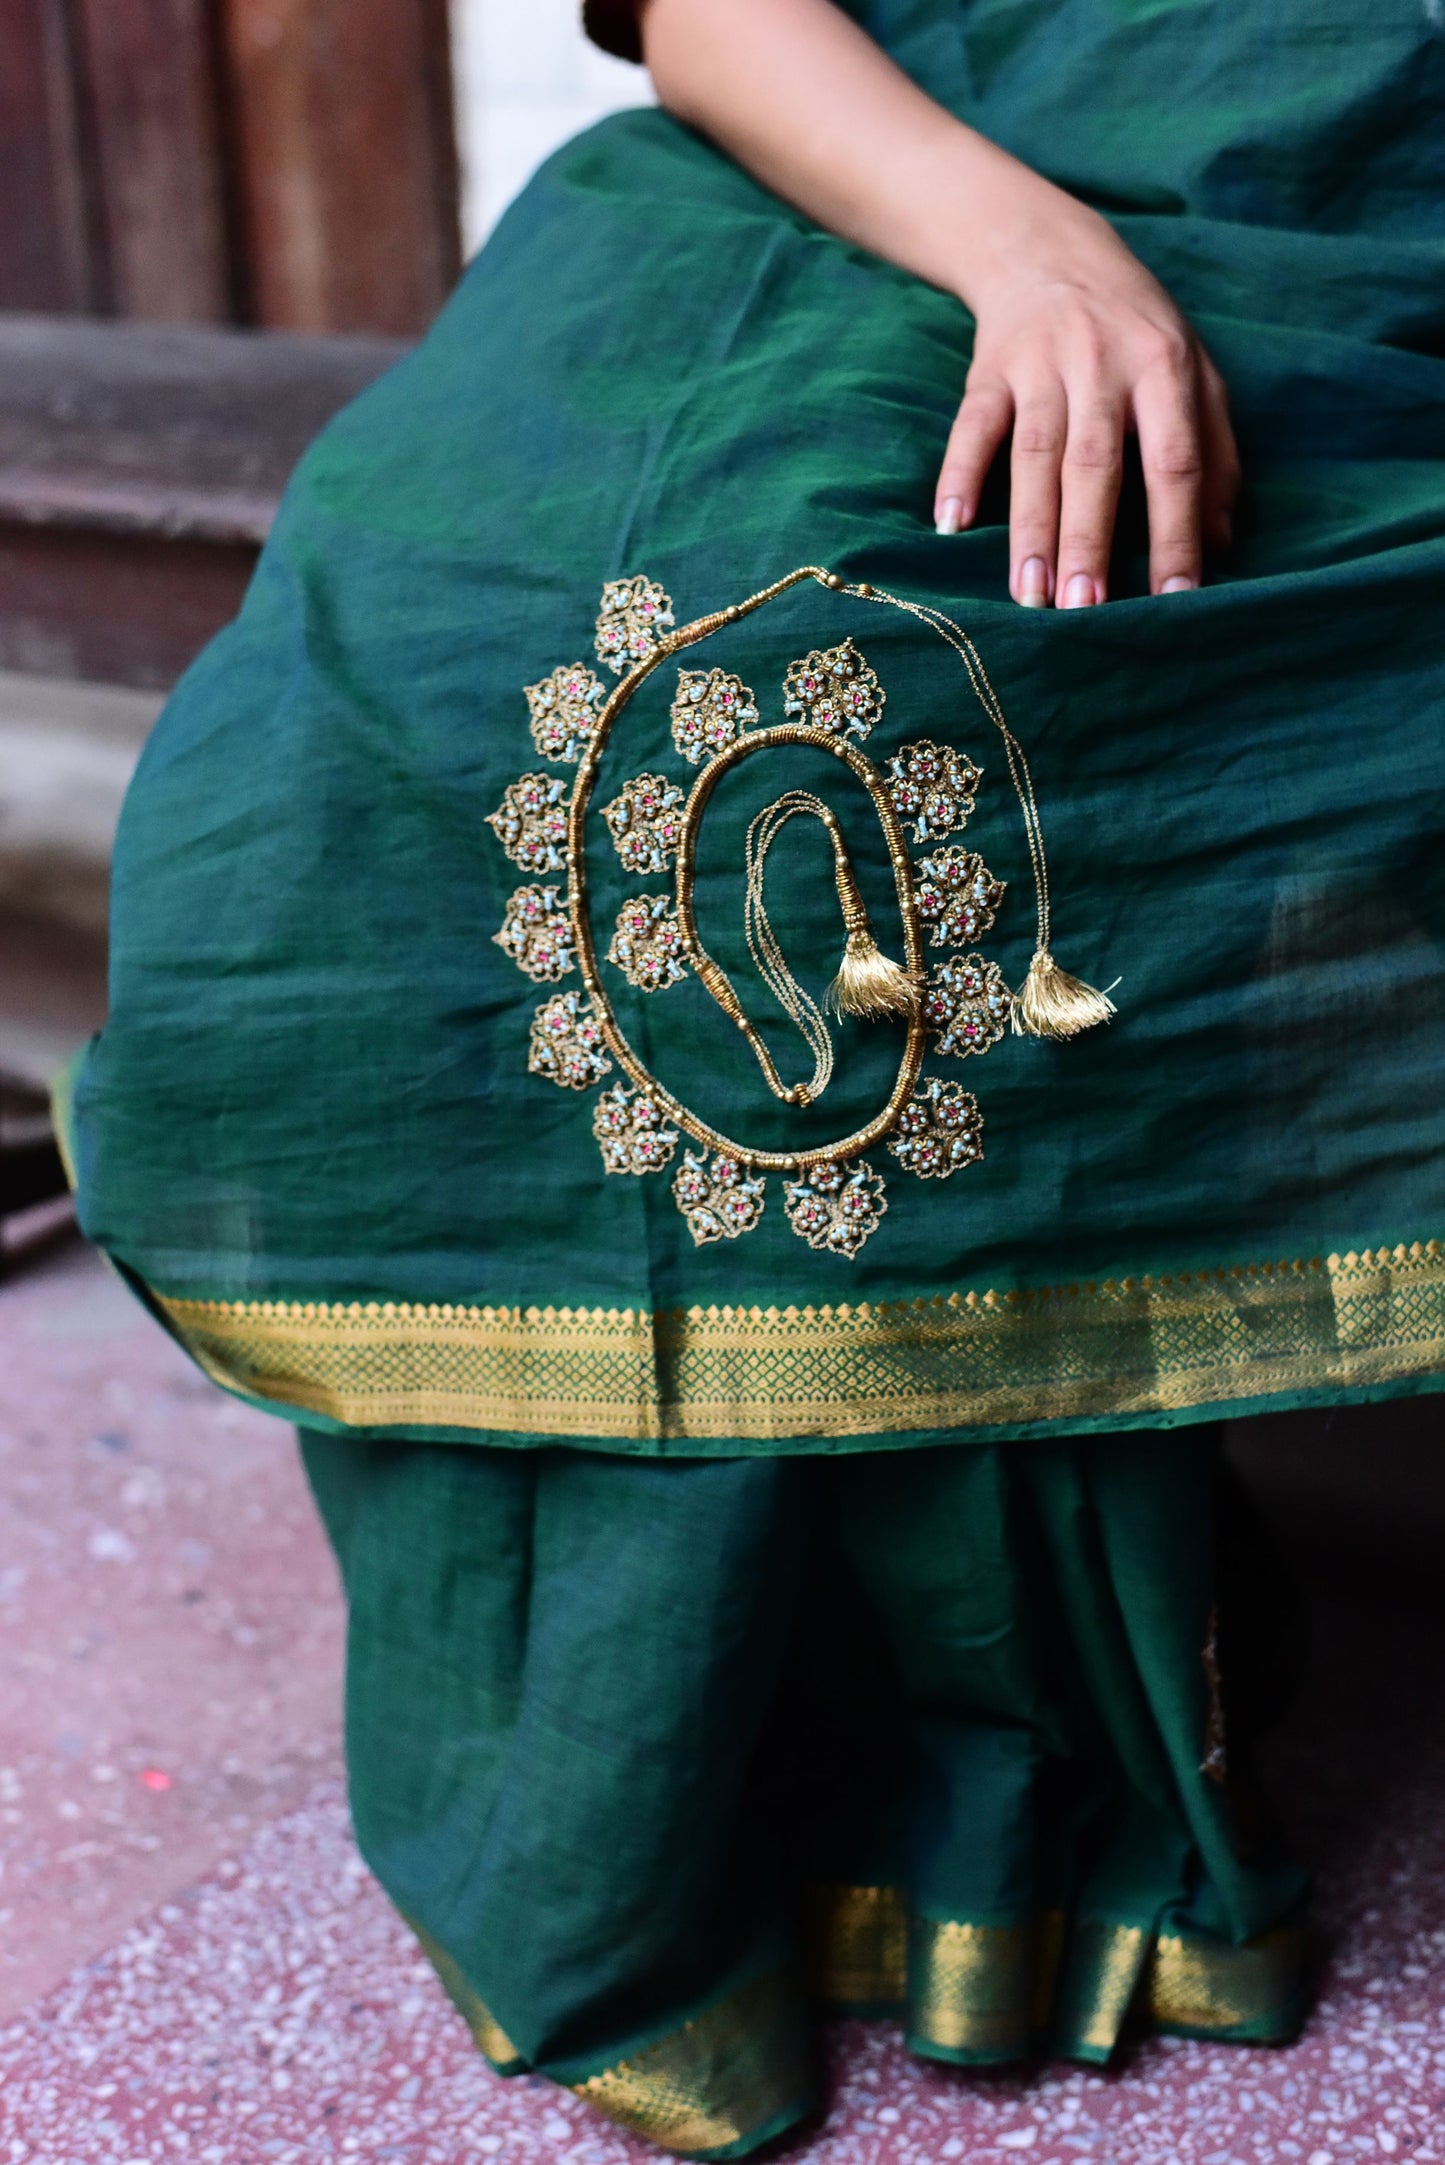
xmin=927 ymin=139 xmax=1105 ymax=314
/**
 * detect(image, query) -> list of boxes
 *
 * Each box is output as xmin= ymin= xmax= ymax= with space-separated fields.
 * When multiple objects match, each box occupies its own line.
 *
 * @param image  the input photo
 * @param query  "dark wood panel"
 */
xmin=221 ymin=0 xmax=461 ymax=334
xmin=0 ymin=0 xmax=100 ymax=311
xmin=72 ymin=0 xmax=233 ymax=322
xmin=0 ymin=315 xmax=407 ymax=688
xmin=0 ymin=315 xmax=408 ymax=544
xmin=0 ymin=526 xmax=257 ymax=690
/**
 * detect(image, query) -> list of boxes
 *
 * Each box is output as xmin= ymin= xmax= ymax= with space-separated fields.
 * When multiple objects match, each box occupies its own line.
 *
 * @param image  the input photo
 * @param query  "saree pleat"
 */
xmin=303 ymin=1426 xmax=1306 ymax=2151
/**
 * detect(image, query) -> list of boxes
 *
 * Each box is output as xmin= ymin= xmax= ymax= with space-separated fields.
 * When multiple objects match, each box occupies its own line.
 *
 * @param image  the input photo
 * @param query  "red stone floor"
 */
xmin=3 ymin=1224 xmax=1443 ymax=2164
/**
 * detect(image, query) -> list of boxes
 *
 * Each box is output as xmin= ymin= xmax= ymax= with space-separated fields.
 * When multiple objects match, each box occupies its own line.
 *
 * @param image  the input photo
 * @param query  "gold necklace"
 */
xmin=493 ymin=564 xmax=1111 ymax=1256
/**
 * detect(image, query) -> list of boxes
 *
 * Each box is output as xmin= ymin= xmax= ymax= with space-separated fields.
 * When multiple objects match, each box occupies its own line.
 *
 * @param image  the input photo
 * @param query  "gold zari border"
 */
xmin=910 ymin=1915 xmax=1056 ymax=2058
xmin=153 ymin=1239 xmax=1445 ymax=1441
xmin=812 ymin=1889 xmax=1304 ymax=2063
xmin=405 ymin=1918 xmax=524 ymax=2072
xmin=1055 ymin=1920 xmax=1151 ymax=2060
xmin=409 ymin=1919 xmax=810 ymax=2154
xmin=1148 ymin=1925 xmax=1303 ymax=2034
xmin=805 ymin=1881 xmax=908 ymax=2007
xmin=570 ymin=1969 xmax=809 ymax=2157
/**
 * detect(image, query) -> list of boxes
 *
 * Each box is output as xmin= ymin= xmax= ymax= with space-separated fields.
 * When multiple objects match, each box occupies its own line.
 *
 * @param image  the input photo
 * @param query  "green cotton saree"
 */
xmin=61 ymin=3 xmax=1445 ymax=1453
xmin=300 ymin=1423 xmax=1308 ymax=2158
xmin=53 ymin=0 xmax=1443 ymax=2152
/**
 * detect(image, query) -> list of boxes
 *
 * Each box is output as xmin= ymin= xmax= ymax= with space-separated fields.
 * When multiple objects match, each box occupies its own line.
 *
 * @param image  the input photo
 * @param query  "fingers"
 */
xmin=1056 ymin=392 xmax=1124 ymax=609
xmin=933 ymin=322 xmax=1239 ymax=608
xmin=934 ymin=371 xmax=1012 ymax=536
xmin=1134 ymin=338 xmax=1206 ymax=595
xmin=1197 ymin=352 xmax=1240 ymax=554
xmin=1006 ymin=378 xmax=1067 ymax=606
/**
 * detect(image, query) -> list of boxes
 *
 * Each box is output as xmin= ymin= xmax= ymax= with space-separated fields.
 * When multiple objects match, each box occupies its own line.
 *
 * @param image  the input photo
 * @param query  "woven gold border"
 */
xmin=810 ymin=1888 xmax=1303 ymax=2061
xmin=406 ymin=1917 xmax=524 ymax=2072
xmin=408 ymin=1919 xmax=811 ymax=2153
xmin=1056 ymin=1920 xmax=1151 ymax=2060
xmin=570 ymin=1968 xmax=810 ymax=2155
xmin=804 ymin=1881 xmax=908 ymax=2007
xmin=910 ymin=1915 xmax=1047 ymax=2058
xmin=151 ymin=1240 xmax=1445 ymax=1441
xmin=1148 ymin=1924 xmax=1303 ymax=2034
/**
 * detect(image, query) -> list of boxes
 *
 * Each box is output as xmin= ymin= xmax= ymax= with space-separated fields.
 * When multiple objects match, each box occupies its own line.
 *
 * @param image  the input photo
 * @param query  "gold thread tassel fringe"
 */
xmin=823 ymin=570 xmax=1119 ymax=1049
xmin=828 ymin=837 xmax=918 ymax=1021
xmin=1011 ymin=948 xmax=1115 ymax=1039
xmin=828 ymin=928 xmax=918 ymax=1020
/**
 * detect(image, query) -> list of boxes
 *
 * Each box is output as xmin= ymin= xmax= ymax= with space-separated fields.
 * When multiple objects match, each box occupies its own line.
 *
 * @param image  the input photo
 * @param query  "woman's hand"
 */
xmin=642 ymin=0 xmax=1239 ymax=606
xmin=934 ymin=191 xmax=1239 ymax=606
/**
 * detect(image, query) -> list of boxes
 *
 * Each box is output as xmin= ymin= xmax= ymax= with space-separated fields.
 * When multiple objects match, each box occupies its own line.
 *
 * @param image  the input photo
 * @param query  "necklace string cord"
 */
xmin=832 ymin=577 xmax=1115 ymax=1040
xmin=743 ymin=792 xmax=837 ymax=1107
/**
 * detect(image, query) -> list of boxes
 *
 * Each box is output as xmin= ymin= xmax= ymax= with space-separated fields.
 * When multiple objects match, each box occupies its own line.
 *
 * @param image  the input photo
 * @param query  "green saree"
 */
xmin=62 ymin=4 xmax=1443 ymax=1447
xmin=301 ymin=1424 xmax=1306 ymax=2157
xmin=55 ymin=0 xmax=1443 ymax=2151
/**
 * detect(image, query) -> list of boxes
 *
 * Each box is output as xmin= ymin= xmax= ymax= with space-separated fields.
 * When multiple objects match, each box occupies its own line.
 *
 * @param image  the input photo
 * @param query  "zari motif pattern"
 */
xmin=594 ymin=575 xmax=674 ymax=671
xmin=887 ymin=1079 xmax=984 ymax=1179
xmin=781 ymin=637 xmax=884 ymax=740
xmin=783 ymin=1160 xmax=888 ymax=1258
xmin=671 ymin=666 xmax=758 ymax=764
xmin=592 ymin=1083 xmax=679 ymax=1175
xmin=486 ymin=569 xmax=1016 ymax=1261
xmin=525 ymin=663 xmax=605 ymax=764
xmin=673 ymin=1151 xmax=767 ymax=1245
xmin=885 ymin=740 xmax=982 ymax=843
xmin=923 ymin=954 xmax=1012 ymax=1057
xmin=494 ymin=884 xmax=573 ymax=981
xmin=486 ymin=773 xmax=569 ymax=873
xmin=608 ymin=894 xmax=689 ymax=992
xmin=154 ymin=1240 xmax=1445 ymax=1441
xmin=602 ymin=772 xmax=686 ymax=874
xmin=527 ymin=989 xmax=612 ymax=1089
xmin=916 ymin=847 xmax=1006 ymax=949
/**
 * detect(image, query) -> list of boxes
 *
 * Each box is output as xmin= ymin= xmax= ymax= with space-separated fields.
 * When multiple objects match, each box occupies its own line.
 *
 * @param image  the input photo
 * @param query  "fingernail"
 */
xmin=1161 ymin=576 xmax=1196 ymax=594
xmin=1061 ymin=573 xmax=1096 ymax=610
xmin=935 ymin=497 xmax=965 ymax=536
xmin=1017 ymin=556 xmax=1049 ymax=608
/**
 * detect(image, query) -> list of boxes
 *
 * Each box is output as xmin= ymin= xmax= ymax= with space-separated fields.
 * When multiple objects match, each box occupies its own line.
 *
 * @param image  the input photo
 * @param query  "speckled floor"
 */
xmin=0 ymin=1230 xmax=343 ymax=2022
xmin=3 ymin=1233 xmax=1443 ymax=2164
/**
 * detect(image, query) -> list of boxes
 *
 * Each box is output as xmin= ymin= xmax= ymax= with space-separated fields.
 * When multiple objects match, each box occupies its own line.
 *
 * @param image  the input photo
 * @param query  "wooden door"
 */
xmin=223 ymin=0 xmax=460 ymax=335
xmin=0 ymin=0 xmax=99 ymax=312
xmin=0 ymin=0 xmax=460 ymax=335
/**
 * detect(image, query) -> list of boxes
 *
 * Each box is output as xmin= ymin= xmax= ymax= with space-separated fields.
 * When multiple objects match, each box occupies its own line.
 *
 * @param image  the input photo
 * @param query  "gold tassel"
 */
xmin=827 ymin=929 xmax=918 ymax=1020
xmin=827 ymin=828 xmax=918 ymax=1020
xmin=1011 ymin=948 xmax=1115 ymax=1039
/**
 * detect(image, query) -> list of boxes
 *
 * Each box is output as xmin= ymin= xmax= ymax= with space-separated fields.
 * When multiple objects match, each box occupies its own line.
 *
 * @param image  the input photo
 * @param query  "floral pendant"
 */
xmin=489 ymin=568 xmax=1017 ymax=1264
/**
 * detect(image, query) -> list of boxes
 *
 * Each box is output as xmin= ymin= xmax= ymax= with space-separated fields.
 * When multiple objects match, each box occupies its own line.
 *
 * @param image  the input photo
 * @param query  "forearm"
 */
xmin=639 ymin=0 xmax=1237 ymax=603
xmin=638 ymin=0 xmax=1078 ymax=311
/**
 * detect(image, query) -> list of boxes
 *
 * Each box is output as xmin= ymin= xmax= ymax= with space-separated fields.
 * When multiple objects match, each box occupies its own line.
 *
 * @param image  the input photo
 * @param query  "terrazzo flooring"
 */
xmin=0 ymin=1231 xmax=343 ymax=2021
xmin=2 ymin=1233 xmax=1443 ymax=2163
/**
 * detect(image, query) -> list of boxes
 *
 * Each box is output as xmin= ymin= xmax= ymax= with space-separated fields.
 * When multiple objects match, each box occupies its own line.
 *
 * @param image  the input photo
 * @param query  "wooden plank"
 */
xmin=0 ymin=316 xmax=406 ymax=689
xmin=221 ymin=0 xmax=461 ymax=334
xmin=0 ymin=315 xmax=407 ymax=543
xmin=72 ymin=0 xmax=233 ymax=322
xmin=0 ymin=0 xmax=100 ymax=311
xmin=0 ymin=527 xmax=257 ymax=692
